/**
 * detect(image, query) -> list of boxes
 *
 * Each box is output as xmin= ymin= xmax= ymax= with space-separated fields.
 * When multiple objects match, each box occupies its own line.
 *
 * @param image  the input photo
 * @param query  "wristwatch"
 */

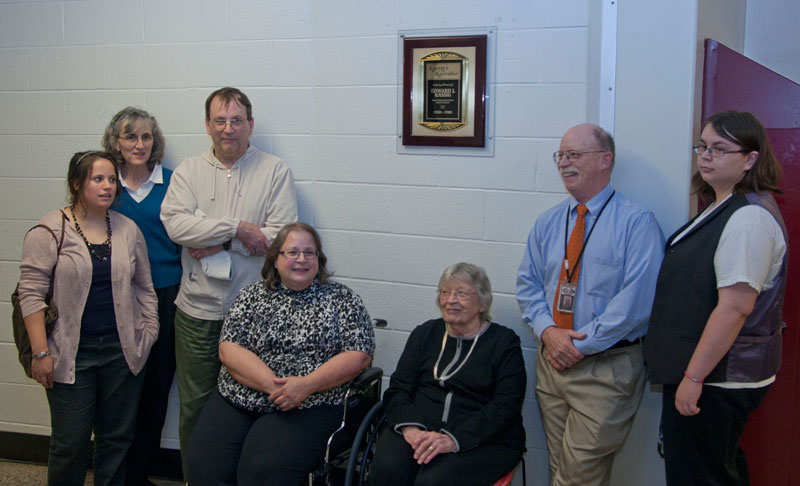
xmin=32 ymin=350 xmax=51 ymax=359
xmin=223 ymin=240 xmax=232 ymax=251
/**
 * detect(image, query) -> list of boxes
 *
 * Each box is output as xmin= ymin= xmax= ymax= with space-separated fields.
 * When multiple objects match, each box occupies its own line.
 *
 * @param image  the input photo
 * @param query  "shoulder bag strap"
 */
xmin=26 ymin=211 xmax=67 ymax=299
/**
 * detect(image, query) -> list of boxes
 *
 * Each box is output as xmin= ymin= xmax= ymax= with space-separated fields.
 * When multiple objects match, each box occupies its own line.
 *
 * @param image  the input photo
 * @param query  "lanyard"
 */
xmin=563 ymin=190 xmax=615 ymax=283
xmin=432 ymin=323 xmax=485 ymax=383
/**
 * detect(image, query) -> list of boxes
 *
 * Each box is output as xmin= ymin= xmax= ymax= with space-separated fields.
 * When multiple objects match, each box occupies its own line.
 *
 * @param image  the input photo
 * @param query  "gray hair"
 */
xmin=102 ymin=106 xmax=165 ymax=170
xmin=593 ymin=125 xmax=615 ymax=167
xmin=436 ymin=262 xmax=493 ymax=322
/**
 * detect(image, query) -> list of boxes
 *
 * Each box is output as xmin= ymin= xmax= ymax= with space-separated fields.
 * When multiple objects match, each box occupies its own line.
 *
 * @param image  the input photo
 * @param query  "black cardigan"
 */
xmin=383 ymin=318 xmax=526 ymax=452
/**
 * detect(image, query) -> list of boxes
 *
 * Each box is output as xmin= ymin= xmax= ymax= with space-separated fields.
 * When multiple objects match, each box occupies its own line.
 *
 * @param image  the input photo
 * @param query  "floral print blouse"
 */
xmin=218 ymin=279 xmax=375 ymax=413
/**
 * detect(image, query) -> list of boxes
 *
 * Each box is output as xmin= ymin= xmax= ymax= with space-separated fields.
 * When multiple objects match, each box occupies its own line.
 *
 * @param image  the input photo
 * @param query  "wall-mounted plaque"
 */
xmin=402 ymin=35 xmax=487 ymax=147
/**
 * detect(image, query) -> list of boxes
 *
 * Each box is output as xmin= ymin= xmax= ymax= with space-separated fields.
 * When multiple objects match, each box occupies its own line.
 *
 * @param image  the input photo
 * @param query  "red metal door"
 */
xmin=701 ymin=38 xmax=800 ymax=485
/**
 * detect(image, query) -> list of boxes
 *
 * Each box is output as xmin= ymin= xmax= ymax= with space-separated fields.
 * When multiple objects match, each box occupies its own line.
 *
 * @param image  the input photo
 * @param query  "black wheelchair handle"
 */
xmin=351 ymin=367 xmax=383 ymax=390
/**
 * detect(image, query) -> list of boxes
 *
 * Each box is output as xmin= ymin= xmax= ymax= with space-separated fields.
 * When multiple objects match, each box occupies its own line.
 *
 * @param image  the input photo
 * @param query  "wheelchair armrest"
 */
xmin=351 ymin=367 xmax=383 ymax=391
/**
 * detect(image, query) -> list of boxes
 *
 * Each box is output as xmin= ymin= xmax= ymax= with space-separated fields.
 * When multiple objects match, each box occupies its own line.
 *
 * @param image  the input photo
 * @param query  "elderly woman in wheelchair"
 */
xmin=187 ymin=222 xmax=375 ymax=486
xmin=370 ymin=262 xmax=526 ymax=486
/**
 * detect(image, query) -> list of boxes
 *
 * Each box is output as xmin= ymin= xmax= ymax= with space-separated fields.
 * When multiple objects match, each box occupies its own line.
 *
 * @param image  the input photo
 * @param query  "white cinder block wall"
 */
xmin=0 ymin=4 xmax=591 ymax=483
xmin=17 ymin=0 xmax=800 ymax=484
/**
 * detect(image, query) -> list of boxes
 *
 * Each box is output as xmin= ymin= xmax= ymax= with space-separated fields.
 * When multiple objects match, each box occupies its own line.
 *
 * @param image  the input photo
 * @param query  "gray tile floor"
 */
xmin=0 ymin=459 xmax=183 ymax=486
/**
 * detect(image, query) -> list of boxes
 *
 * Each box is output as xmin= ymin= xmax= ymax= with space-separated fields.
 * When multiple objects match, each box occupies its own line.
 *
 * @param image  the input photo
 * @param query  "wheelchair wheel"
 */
xmin=344 ymin=401 xmax=385 ymax=486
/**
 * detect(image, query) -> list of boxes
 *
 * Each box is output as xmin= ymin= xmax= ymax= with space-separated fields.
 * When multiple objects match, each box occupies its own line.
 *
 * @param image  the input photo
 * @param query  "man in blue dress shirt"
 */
xmin=517 ymin=123 xmax=664 ymax=486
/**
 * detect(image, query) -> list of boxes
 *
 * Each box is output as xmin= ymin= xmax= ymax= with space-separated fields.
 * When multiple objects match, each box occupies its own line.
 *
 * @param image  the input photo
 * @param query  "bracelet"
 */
xmin=683 ymin=370 xmax=704 ymax=384
xmin=32 ymin=350 xmax=51 ymax=359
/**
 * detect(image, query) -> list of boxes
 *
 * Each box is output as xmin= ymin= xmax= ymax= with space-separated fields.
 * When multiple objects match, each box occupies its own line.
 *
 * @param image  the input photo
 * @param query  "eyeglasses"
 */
xmin=118 ymin=133 xmax=153 ymax=145
xmin=278 ymin=250 xmax=319 ymax=260
xmin=553 ymin=150 xmax=607 ymax=164
xmin=211 ymin=118 xmax=247 ymax=129
xmin=438 ymin=289 xmax=477 ymax=300
xmin=692 ymin=145 xmax=747 ymax=157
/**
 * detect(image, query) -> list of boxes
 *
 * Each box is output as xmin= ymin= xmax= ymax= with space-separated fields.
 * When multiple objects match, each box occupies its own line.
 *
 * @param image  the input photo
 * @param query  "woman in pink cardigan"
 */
xmin=18 ymin=151 xmax=159 ymax=486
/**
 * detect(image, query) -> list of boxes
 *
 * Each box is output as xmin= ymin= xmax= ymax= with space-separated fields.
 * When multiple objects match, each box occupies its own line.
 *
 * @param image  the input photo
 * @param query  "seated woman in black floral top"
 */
xmin=187 ymin=222 xmax=375 ymax=486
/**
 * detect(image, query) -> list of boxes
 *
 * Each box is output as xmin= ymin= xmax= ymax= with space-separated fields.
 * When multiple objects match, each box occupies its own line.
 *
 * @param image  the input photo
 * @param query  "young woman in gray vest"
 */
xmin=645 ymin=111 xmax=788 ymax=486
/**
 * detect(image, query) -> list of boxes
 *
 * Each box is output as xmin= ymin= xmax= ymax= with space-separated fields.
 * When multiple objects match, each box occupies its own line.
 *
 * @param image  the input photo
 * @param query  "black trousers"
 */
xmin=661 ymin=383 xmax=769 ymax=486
xmin=370 ymin=423 xmax=521 ymax=486
xmin=125 ymin=284 xmax=179 ymax=485
xmin=187 ymin=390 xmax=341 ymax=486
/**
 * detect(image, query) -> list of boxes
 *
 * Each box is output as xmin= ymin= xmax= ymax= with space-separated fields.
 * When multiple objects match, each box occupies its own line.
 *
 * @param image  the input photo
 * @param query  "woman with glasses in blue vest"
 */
xmin=103 ymin=107 xmax=182 ymax=486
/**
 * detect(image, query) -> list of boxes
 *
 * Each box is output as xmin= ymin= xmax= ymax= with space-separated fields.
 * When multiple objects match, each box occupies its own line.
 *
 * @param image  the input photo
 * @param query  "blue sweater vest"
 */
xmin=112 ymin=168 xmax=182 ymax=289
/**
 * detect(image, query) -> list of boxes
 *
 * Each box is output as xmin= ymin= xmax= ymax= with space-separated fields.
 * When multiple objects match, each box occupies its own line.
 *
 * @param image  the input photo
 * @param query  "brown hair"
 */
xmin=262 ymin=222 xmax=331 ymax=290
xmin=66 ymin=151 xmax=121 ymax=207
xmin=205 ymin=87 xmax=253 ymax=121
xmin=692 ymin=110 xmax=782 ymax=202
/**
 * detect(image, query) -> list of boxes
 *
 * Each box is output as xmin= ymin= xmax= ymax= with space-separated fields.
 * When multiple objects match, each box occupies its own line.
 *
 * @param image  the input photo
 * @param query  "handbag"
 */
xmin=11 ymin=211 xmax=66 ymax=378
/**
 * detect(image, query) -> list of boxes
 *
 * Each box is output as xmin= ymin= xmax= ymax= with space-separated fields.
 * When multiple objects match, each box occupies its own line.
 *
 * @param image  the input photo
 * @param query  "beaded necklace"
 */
xmin=71 ymin=206 xmax=112 ymax=262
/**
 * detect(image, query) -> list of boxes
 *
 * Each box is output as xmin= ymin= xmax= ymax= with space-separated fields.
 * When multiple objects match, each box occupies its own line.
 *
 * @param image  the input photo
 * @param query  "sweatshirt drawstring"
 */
xmin=210 ymin=165 xmax=217 ymax=201
xmin=208 ymin=145 xmax=251 ymax=202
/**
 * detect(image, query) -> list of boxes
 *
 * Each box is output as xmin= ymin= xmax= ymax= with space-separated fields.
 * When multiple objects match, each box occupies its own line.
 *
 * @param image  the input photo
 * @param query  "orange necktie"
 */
xmin=552 ymin=204 xmax=588 ymax=330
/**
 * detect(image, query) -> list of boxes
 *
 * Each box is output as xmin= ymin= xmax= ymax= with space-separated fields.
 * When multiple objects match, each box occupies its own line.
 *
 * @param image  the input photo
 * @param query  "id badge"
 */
xmin=556 ymin=281 xmax=577 ymax=313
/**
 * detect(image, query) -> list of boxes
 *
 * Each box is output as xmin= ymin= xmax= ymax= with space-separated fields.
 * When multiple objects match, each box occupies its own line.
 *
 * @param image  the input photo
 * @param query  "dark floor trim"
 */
xmin=0 ymin=431 xmax=49 ymax=464
xmin=0 ymin=431 xmax=183 ymax=481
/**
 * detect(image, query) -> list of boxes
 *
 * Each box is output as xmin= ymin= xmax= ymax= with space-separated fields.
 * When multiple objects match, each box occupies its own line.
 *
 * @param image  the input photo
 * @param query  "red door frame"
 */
xmin=702 ymin=38 xmax=800 ymax=485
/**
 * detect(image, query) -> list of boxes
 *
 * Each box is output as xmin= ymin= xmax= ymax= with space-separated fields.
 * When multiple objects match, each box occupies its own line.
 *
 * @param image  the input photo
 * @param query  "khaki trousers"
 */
xmin=535 ymin=342 xmax=645 ymax=486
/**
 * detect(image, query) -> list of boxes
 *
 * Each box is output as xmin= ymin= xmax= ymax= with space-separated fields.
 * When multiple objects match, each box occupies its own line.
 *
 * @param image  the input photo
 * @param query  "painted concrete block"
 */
xmin=273 ymin=40 xmax=313 ymax=87
xmin=188 ymin=42 xmax=273 ymax=88
xmin=230 ymin=0 xmax=312 ymax=40
xmin=314 ymin=0 xmax=395 ymax=38
xmin=143 ymin=0 xmax=225 ymax=43
xmin=0 ymin=49 xmax=28 ymax=90
xmin=67 ymin=91 xmax=147 ymax=134
xmin=0 ymin=92 xmax=68 ymax=135
xmin=0 ymin=3 xmax=62 ymax=47
xmin=107 ymin=45 xmax=187 ymax=89
xmin=65 ymin=0 xmax=142 ymax=45
xmin=29 ymin=47 xmax=105 ymax=90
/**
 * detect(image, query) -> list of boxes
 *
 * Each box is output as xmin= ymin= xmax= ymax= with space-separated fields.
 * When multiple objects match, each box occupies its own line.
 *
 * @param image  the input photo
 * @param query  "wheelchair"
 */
xmin=311 ymin=397 xmax=524 ymax=485
xmin=308 ymin=320 xmax=387 ymax=486
xmin=309 ymin=320 xmax=525 ymax=486
xmin=339 ymin=401 xmax=526 ymax=486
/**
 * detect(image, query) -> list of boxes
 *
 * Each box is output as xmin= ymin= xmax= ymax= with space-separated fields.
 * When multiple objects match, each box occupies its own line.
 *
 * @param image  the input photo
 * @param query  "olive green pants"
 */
xmin=174 ymin=308 xmax=222 ymax=481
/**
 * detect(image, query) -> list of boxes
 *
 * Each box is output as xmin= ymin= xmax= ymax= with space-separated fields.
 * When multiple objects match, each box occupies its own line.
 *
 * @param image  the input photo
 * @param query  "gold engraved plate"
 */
xmin=418 ymin=51 xmax=469 ymax=131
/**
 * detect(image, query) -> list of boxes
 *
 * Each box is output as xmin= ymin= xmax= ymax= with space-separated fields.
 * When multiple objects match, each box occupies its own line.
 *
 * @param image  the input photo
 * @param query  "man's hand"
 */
xmin=541 ymin=326 xmax=586 ymax=371
xmin=188 ymin=245 xmax=223 ymax=260
xmin=236 ymin=221 xmax=269 ymax=256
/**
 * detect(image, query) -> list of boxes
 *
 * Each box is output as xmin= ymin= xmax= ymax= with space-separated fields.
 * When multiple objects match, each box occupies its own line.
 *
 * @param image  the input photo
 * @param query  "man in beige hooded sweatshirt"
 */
xmin=161 ymin=87 xmax=298 ymax=478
